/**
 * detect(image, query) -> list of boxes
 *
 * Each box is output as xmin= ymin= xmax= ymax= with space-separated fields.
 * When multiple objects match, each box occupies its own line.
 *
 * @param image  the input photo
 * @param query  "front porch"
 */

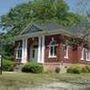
xmin=15 ymin=36 xmax=45 ymax=64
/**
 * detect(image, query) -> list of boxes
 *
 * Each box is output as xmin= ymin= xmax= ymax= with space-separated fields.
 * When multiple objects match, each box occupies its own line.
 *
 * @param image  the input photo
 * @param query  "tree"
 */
xmin=0 ymin=0 xmax=86 ymax=36
xmin=0 ymin=0 xmax=87 ymax=60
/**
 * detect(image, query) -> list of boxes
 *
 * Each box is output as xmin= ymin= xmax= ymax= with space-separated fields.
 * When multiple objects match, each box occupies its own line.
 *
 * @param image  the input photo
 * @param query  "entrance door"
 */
xmin=30 ymin=45 xmax=38 ymax=62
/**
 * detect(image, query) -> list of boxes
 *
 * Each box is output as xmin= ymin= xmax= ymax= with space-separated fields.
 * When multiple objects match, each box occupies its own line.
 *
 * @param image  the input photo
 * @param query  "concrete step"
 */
xmin=14 ymin=64 xmax=24 ymax=72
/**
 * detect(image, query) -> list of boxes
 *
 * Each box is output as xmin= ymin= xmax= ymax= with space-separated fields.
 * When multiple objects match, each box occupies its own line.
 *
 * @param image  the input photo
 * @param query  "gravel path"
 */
xmin=0 ymin=82 xmax=90 ymax=90
xmin=19 ymin=82 xmax=90 ymax=90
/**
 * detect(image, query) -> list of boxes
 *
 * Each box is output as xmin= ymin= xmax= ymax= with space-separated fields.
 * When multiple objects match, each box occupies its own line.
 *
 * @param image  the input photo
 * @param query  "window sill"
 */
xmin=80 ymin=58 xmax=84 ymax=60
xmin=86 ymin=59 xmax=90 ymax=61
xmin=16 ymin=58 xmax=22 ymax=60
xmin=64 ymin=56 xmax=68 ymax=59
xmin=48 ymin=56 xmax=57 ymax=58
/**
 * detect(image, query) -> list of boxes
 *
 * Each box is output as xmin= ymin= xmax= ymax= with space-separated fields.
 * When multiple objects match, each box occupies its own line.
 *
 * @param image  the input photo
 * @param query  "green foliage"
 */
xmin=22 ymin=62 xmax=43 ymax=73
xmin=2 ymin=60 xmax=14 ymax=71
xmin=67 ymin=66 xmax=81 ymax=74
xmin=0 ymin=0 xmax=85 ymax=36
xmin=31 ymin=0 xmax=69 ymax=20
xmin=81 ymin=67 xmax=89 ymax=73
xmin=55 ymin=67 xmax=60 ymax=73
xmin=67 ymin=64 xmax=90 ymax=74
xmin=84 ymin=66 xmax=90 ymax=72
xmin=0 ymin=0 xmax=87 ymax=59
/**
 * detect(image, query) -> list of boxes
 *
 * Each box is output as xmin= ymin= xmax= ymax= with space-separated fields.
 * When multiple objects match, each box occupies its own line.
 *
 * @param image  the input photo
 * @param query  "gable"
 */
xmin=21 ymin=25 xmax=42 ymax=35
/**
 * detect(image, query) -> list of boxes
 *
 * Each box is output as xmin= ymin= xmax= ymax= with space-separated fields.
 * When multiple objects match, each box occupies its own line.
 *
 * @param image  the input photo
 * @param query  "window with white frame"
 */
xmin=49 ymin=38 xmax=57 ymax=58
xmin=81 ymin=48 xmax=85 ymax=60
xmin=16 ymin=42 xmax=22 ymax=59
xmin=86 ymin=49 xmax=90 ymax=61
xmin=63 ymin=45 xmax=69 ymax=59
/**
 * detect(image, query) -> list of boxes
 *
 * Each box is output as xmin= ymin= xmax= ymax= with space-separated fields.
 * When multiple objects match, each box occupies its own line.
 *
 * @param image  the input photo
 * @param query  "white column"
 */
xmin=21 ymin=38 xmax=27 ymax=63
xmin=41 ymin=36 xmax=45 ymax=63
xmin=81 ymin=48 xmax=84 ymax=60
xmin=38 ymin=37 xmax=42 ymax=63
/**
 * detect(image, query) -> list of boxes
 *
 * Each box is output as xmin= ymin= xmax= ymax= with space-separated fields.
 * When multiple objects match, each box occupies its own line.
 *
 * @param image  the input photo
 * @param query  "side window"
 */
xmin=80 ymin=48 xmax=90 ymax=61
xmin=86 ymin=49 xmax=90 ymax=61
xmin=81 ymin=48 xmax=85 ymax=60
xmin=63 ymin=45 xmax=69 ymax=59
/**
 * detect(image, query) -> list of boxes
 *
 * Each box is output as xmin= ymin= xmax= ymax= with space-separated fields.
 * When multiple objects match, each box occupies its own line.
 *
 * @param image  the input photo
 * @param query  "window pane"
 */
xmin=50 ymin=47 xmax=53 ymax=56
xmin=63 ymin=46 xmax=66 ymax=56
xmin=51 ymin=41 xmax=56 ymax=45
xmin=54 ymin=46 xmax=57 ymax=56
xmin=16 ymin=48 xmax=22 ymax=59
xmin=32 ymin=49 xmax=35 ymax=58
xmin=18 ymin=49 xmax=22 ymax=59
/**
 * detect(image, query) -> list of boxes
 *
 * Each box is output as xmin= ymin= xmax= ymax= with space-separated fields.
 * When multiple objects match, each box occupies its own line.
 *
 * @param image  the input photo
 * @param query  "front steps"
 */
xmin=14 ymin=64 xmax=24 ymax=72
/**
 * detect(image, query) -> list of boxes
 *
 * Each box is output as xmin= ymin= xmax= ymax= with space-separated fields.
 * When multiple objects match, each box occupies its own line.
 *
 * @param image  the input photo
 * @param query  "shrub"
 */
xmin=67 ymin=64 xmax=90 ymax=74
xmin=67 ymin=67 xmax=81 ymax=74
xmin=67 ymin=64 xmax=82 ymax=74
xmin=22 ymin=63 xmax=43 ymax=73
xmin=81 ymin=67 xmax=89 ymax=73
xmin=2 ymin=60 xmax=14 ymax=71
xmin=55 ymin=67 xmax=60 ymax=73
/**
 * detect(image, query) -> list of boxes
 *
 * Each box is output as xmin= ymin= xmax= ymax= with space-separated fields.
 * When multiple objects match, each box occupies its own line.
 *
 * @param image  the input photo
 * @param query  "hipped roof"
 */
xmin=16 ymin=22 xmax=90 ymax=40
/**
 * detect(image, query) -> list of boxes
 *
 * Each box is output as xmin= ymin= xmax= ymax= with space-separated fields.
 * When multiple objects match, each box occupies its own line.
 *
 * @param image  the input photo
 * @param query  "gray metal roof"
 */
xmin=34 ymin=22 xmax=64 ymax=31
xmin=68 ymin=22 xmax=90 ymax=35
xmin=20 ymin=22 xmax=90 ymax=38
xmin=21 ymin=22 xmax=66 ymax=35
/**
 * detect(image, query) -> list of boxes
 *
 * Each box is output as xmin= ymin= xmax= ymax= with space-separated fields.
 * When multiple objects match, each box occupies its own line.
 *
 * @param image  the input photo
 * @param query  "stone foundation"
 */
xmin=43 ymin=63 xmax=71 ymax=73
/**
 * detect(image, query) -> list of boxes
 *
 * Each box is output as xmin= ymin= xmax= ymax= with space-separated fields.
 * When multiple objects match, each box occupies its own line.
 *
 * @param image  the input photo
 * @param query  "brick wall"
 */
xmin=44 ymin=34 xmax=71 ymax=63
xmin=44 ymin=34 xmax=90 ymax=64
xmin=14 ymin=34 xmax=90 ymax=65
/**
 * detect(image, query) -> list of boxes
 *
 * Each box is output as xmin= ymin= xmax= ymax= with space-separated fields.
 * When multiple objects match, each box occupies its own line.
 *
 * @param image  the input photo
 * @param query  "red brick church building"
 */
xmin=14 ymin=22 xmax=90 ymax=69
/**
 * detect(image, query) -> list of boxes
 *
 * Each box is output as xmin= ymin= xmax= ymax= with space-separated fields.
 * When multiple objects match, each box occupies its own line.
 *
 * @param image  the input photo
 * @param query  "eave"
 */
xmin=15 ymin=28 xmax=72 ymax=41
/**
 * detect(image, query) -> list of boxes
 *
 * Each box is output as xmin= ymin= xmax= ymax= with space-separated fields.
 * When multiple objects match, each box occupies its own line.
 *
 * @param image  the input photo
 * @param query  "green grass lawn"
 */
xmin=0 ymin=72 xmax=90 ymax=89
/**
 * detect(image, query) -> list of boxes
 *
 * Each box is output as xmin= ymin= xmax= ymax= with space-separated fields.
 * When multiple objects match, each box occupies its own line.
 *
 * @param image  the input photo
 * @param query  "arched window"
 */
xmin=49 ymin=38 xmax=57 ymax=58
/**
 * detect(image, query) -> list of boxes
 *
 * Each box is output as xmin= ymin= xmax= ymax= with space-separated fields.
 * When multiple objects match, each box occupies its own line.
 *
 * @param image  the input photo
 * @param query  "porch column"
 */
xmin=41 ymin=36 xmax=45 ymax=63
xmin=21 ymin=38 xmax=27 ymax=63
xmin=38 ymin=37 xmax=42 ymax=63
